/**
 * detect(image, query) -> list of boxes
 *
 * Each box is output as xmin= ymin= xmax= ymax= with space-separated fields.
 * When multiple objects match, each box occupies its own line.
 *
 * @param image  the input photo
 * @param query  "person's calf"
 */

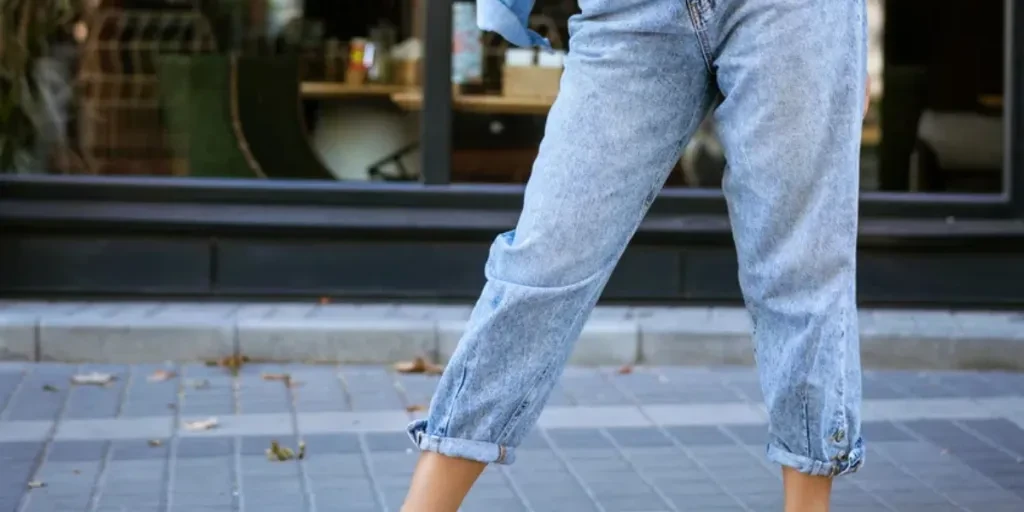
xmin=782 ymin=466 xmax=833 ymax=512
xmin=401 ymin=452 xmax=487 ymax=512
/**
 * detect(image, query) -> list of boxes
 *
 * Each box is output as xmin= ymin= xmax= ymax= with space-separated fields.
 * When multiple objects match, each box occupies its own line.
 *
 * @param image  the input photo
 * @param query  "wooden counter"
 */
xmin=390 ymin=91 xmax=554 ymax=116
xmin=301 ymin=82 xmax=414 ymax=99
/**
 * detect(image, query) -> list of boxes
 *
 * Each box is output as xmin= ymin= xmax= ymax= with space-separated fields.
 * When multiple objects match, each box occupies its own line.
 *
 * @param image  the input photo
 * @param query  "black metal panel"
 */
xmin=1 ymin=228 xmax=1023 ymax=306
xmin=682 ymin=248 xmax=743 ymax=301
xmin=604 ymin=248 xmax=683 ymax=299
xmin=1009 ymin=0 xmax=1024 ymax=215
xmin=0 ymin=235 xmax=210 ymax=294
xmin=215 ymin=238 xmax=487 ymax=297
xmin=420 ymin=0 xmax=452 ymax=185
xmin=215 ymin=239 xmax=683 ymax=299
xmin=4 ymin=198 xmax=1023 ymax=242
xmin=0 ymin=174 xmax=1016 ymax=219
xmin=858 ymin=250 xmax=1024 ymax=304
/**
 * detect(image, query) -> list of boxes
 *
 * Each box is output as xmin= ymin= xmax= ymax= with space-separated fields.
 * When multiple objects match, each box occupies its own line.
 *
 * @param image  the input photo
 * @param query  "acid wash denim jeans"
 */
xmin=409 ymin=0 xmax=866 ymax=478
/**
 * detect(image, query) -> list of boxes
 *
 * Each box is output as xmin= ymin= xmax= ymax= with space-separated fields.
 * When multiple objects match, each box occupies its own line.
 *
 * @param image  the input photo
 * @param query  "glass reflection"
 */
xmin=447 ymin=0 xmax=1006 ymax=194
xmin=2 ymin=0 xmax=424 ymax=181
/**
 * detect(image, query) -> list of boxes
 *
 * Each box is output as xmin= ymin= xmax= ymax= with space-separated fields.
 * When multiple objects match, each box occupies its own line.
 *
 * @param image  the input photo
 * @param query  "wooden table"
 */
xmin=390 ymin=91 xmax=554 ymax=116
xmin=300 ymin=82 xmax=414 ymax=99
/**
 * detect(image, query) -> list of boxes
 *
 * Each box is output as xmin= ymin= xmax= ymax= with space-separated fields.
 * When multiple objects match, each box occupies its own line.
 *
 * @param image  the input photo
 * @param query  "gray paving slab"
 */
xmin=0 ymin=363 xmax=1022 ymax=511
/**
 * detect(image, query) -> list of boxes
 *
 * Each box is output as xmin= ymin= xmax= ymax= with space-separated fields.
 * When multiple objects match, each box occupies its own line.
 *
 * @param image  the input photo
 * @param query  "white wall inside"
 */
xmin=310 ymin=103 xmax=421 ymax=181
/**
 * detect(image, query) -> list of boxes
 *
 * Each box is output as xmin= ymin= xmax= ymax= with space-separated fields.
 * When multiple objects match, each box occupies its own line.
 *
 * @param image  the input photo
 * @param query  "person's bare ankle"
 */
xmin=402 ymin=452 xmax=487 ymax=512
xmin=782 ymin=466 xmax=832 ymax=512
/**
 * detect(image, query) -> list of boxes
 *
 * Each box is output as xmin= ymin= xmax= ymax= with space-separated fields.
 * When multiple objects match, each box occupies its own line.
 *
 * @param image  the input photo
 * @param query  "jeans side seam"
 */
xmin=494 ymin=360 xmax=552 ymax=445
xmin=683 ymin=0 xmax=714 ymax=73
xmin=834 ymin=304 xmax=849 ymax=443
xmin=803 ymin=398 xmax=812 ymax=460
xmin=439 ymin=342 xmax=472 ymax=437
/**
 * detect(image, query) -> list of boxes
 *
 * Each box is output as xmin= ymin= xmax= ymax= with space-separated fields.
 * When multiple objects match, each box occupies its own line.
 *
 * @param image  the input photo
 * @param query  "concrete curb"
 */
xmin=239 ymin=317 xmax=437 ymax=364
xmin=0 ymin=302 xmax=1022 ymax=370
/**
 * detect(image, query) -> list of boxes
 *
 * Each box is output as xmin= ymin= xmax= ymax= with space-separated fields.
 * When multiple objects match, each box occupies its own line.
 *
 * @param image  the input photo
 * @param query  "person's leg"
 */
xmin=401 ymin=1 xmax=714 ymax=510
xmin=706 ymin=0 xmax=868 ymax=509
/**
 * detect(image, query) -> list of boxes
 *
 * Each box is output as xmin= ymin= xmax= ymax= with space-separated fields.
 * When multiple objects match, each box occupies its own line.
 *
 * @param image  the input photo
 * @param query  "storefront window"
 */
xmin=2 ymin=0 xmax=424 ymax=181
xmin=443 ymin=0 xmax=1007 ymax=194
xmin=873 ymin=0 xmax=1006 ymax=194
xmin=2 ymin=0 xmax=1011 ymax=196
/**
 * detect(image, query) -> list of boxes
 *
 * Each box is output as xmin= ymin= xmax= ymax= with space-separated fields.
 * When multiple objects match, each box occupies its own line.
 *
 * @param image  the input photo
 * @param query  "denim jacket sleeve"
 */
xmin=477 ymin=0 xmax=552 ymax=49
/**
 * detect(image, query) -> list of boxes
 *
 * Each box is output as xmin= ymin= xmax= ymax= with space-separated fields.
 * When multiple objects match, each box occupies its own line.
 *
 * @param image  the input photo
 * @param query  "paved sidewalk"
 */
xmin=1 ymin=363 xmax=1023 ymax=511
xmin=1 ymin=301 xmax=1023 ymax=369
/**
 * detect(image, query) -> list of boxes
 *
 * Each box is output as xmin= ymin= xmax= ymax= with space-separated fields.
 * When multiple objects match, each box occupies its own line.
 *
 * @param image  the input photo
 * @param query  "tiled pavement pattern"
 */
xmin=1 ymin=363 xmax=1023 ymax=512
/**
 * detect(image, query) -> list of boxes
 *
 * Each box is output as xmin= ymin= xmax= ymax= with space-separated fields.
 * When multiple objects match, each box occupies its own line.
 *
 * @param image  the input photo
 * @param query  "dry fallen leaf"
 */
xmin=148 ymin=369 xmax=176 ymax=382
xmin=205 ymin=354 xmax=250 ymax=376
xmin=222 ymin=354 xmax=249 ymax=376
xmin=27 ymin=481 xmax=45 ymax=489
xmin=185 ymin=378 xmax=210 ymax=390
xmin=393 ymin=357 xmax=444 ymax=375
xmin=405 ymin=404 xmax=426 ymax=413
xmin=70 ymin=372 xmax=116 ymax=386
xmin=266 ymin=440 xmax=295 ymax=461
xmin=148 ymin=439 xmax=163 ymax=447
xmin=616 ymin=364 xmax=634 ymax=375
xmin=261 ymin=372 xmax=304 ymax=388
xmin=183 ymin=417 xmax=219 ymax=431
xmin=42 ymin=384 xmax=59 ymax=392
xmin=318 ymin=296 xmax=331 ymax=305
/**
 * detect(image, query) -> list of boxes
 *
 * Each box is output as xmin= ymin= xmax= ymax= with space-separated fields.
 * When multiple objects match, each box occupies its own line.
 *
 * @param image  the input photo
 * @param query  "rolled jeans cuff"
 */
xmin=406 ymin=419 xmax=516 ymax=465
xmin=766 ymin=440 xmax=865 ymax=477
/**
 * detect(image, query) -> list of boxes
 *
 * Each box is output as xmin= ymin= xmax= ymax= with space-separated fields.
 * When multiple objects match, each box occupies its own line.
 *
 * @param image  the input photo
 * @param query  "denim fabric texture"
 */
xmin=409 ymin=0 xmax=867 ymax=478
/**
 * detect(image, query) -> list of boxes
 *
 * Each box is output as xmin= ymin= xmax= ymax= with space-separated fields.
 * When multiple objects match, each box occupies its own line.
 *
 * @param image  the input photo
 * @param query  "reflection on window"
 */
xmin=444 ymin=0 xmax=1005 ymax=194
xmin=2 ymin=0 xmax=424 ymax=181
xmin=3 ymin=0 xmax=1006 ymax=192
xmin=879 ymin=0 xmax=1004 ymax=193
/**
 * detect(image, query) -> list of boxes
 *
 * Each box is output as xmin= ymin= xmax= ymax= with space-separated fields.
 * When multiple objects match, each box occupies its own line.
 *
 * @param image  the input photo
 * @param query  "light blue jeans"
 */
xmin=409 ymin=0 xmax=865 ymax=477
